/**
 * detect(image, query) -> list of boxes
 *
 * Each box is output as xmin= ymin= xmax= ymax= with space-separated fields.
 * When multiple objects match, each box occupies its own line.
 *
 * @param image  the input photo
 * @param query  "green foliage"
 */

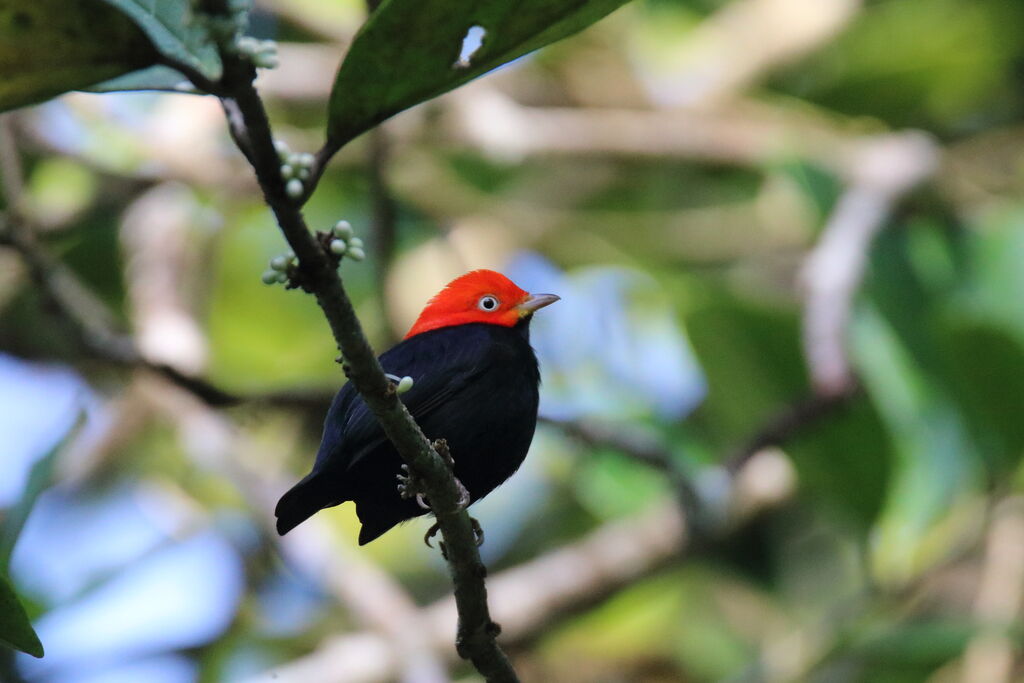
xmin=326 ymin=0 xmax=631 ymax=146
xmin=0 ymin=0 xmax=156 ymax=112
xmin=0 ymin=573 xmax=42 ymax=658
xmin=97 ymin=0 xmax=222 ymax=81
xmin=0 ymin=413 xmax=82 ymax=568
xmin=0 ymin=412 xmax=79 ymax=659
xmin=771 ymin=0 xmax=1024 ymax=131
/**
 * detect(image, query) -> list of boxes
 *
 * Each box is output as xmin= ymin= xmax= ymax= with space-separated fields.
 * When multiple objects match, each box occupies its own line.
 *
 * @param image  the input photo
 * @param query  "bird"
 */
xmin=274 ymin=269 xmax=559 ymax=545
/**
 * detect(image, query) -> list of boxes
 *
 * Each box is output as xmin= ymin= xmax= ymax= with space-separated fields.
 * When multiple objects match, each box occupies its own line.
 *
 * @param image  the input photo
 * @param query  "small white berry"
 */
xmin=275 ymin=272 xmax=288 ymax=283
xmin=235 ymin=36 xmax=259 ymax=55
xmin=261 ymin=270 xmax=278 ymax=284
xmin=348 ymin=237 xmax=363 ymax=249
xmin=347 ymin=247 xmax=365 ymax=261
xmin=329 ymin=239 xmax=347 ymax=255
xmin=297 ymin=168 xmax=310 ymax=181
xmin=332 ymin=220 xmax=353 ymax=239
xmin=298 ymin=152 xmax=315 ymax=167
xmin=396 ymin=376 xmax=414 ymax=394
xmin=254 ymin=53 xmax=279 ymax=69
xmin=270 ymin=255 xmax=289 ymax=271
xmin=286 ymin=178 xmax=303 ymax=198
xmin=280 ymin=164 xmax=295 ymax=179
xmin=274 ymin=139 xmax=290 ymax=158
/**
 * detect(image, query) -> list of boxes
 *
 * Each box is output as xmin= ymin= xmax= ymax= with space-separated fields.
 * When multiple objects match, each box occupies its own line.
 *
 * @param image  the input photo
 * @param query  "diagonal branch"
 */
xmin=205 ymin=41 xmax=518 ymax=682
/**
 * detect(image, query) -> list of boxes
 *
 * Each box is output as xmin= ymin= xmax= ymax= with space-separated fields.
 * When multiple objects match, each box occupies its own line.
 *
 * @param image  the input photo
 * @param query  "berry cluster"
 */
xmin=261 ymin=220 xmax=365 ymax=286
xmin=233 ymin=36 xmax=279 ymax=69
xmin=274 ymin=140 xmax=315 ymax=199
xmin=328 ymin=220 xmax=365 ymax=261
xmin=260 ymin=251 xmax=295 ymax=285
xmin=201 ymin=0 xmax=251 ymax=50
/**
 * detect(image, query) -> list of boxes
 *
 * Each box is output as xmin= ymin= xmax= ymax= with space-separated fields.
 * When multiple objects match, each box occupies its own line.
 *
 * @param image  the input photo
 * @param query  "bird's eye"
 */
xmin=478 ymin=295 xmax=499 ymax=311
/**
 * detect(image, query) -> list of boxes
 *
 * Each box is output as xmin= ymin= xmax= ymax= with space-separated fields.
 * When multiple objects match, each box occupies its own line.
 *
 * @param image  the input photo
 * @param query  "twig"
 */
xmin=550 ymin=418 xmax=701 ymax=522
xmin=201 ymin=36 xmax=518 ymax=681
xmin=800 ymin=132 xmax=939 ymax=395
xmin=961 ymin=497 xmax=1024 ymax=683
xmin=725 ymin=384 xmax=860 ymax=472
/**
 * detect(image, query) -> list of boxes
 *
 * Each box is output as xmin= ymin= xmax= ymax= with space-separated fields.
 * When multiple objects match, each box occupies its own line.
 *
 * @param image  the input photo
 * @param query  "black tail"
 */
xmin=274 ymin=472 xmax=343 ymax=535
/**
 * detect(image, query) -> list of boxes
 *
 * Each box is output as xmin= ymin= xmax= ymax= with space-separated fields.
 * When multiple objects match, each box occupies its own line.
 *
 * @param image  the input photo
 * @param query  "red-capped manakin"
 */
xmin=275 ymin=270 xmax=559 ymax=544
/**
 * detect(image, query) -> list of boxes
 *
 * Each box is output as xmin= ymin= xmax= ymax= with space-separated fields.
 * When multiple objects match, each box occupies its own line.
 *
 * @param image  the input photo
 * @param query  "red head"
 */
xmin=405 ymin=270 xmax=559 ymax=339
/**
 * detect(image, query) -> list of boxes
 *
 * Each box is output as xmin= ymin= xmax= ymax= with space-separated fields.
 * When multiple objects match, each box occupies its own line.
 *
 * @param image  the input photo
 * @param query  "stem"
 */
xmin=212 ymin=53 xmax=519 ymax=681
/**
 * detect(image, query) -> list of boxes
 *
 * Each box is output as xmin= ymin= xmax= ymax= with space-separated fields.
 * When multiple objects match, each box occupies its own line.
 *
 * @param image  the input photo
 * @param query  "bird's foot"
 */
xmin=432 ymin=438 xmax=455 ymax=469
xmin=424 ymin=521 xmax=441 ymax=549
xmin=423 ymin=523 xmax=450 ymax=559
xmin=396 ymin=464 xmax=431 ymax=510
xmin=422 ymin=516 xmax=482 ymax=558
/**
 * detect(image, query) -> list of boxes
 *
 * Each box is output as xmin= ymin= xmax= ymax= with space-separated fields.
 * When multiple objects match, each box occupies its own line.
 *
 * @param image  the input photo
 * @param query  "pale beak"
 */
xmin=517 ymin=293 xmax=560 ymax=315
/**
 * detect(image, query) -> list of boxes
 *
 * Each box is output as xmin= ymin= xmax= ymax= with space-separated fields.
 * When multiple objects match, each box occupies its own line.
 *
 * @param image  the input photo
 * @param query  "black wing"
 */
xmin=310 ymin=325 xmax=493 ymax=474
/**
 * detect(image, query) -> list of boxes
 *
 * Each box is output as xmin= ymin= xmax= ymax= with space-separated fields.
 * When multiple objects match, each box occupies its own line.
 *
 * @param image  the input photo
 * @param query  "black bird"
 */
xmin=275 ymin=270 xmax=559 ymax=544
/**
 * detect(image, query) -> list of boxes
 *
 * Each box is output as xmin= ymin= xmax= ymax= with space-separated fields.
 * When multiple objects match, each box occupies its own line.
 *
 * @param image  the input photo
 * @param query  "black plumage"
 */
xmin=275 ymin=319 xmax=541 ymax=544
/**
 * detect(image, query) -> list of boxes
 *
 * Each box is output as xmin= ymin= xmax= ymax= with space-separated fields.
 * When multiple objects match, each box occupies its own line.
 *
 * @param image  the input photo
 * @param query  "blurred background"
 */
xmin=3 ymin=0 xmax=1024 ymax=681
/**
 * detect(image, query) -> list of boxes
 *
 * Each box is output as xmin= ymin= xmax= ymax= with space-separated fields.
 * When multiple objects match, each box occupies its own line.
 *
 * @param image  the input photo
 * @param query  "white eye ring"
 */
xmin=478 ymin=295 xmax=499 ymax=311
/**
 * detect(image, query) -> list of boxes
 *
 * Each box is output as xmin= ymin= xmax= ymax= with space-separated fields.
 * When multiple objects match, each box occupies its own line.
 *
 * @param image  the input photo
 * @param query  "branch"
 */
xmin=725 ymin=384 xmax=860 ymax=472
xmin=206 ymin=42 xmax=518 ymax=681
xmin=800 ymin=132 xmax=939 ymax=395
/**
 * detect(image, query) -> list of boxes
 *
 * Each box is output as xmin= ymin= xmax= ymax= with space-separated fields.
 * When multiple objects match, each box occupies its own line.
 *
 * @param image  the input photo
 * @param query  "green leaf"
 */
xmin=88 ymin=65 xmax=194 ymax=95
xmin=0 ymin=573 xmax=42 ymax=658
xmin=852 ymin=305 xmax=979 ymax=586
xmin=0 ymin=412 xmax=84 ymax=570
xmin=327 ymin=0 xmax=631 ymax=147
xmin=97 ymin=0 xmax=222 ymax=81
xmin=0 ymin=0 xmax=157 ymax=112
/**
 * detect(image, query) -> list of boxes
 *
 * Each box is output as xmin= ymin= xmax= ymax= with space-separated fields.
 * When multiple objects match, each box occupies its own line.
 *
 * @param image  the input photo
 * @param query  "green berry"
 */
xmin=329 ymin=239 xmax=347 ymax=255
xmin=297 ymin=168 xmax=310 ymax=181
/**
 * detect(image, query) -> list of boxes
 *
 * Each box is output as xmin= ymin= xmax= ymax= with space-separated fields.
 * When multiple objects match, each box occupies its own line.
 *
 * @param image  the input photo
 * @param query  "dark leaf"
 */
xmin=327 ymin=0 xmax=631 ymax=147
xmin=0 ymin=573 xmax=42 ymax=658
xmin=0 ymin=0 xmax=157 ymax=112
xmin=98 ymin=0 xmax=222 ymax=81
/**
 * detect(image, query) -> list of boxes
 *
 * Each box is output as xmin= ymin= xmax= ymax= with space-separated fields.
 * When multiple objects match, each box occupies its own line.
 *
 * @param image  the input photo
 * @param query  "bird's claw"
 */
xmin=470 ymin=516 xmax=484 ymax=546
xmin=424 ymin=522 xmax=440 ymax=548
xmin=432 ymin=438 xmax=455 ymax=469
xmin=397 ymin=465 xmax=433 ymax=510
xmin=423 ymin=519 xmax=480 ymax=557
xmin=454 ymin=478 xmax=471 ymax=510
xmin=424 ymin=523 xmax=450 ymax=559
